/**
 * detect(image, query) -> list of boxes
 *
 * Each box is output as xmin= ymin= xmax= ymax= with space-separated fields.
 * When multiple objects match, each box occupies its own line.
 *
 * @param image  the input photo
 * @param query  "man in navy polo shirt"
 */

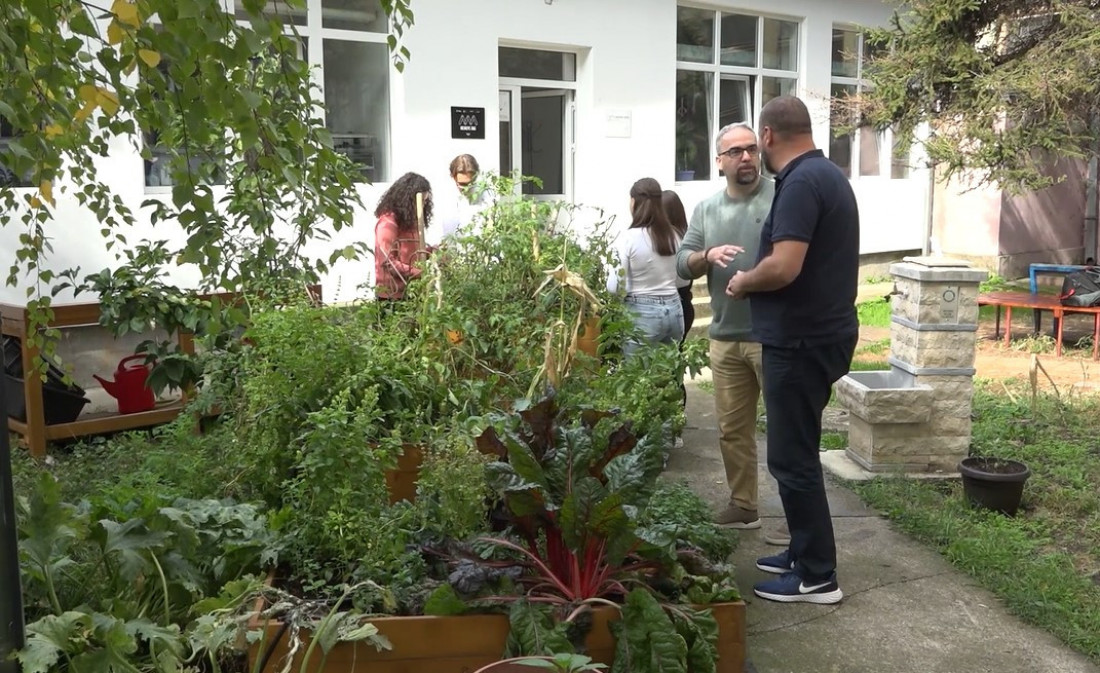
xmin=725 ymin=95 xmax=858 ymax=605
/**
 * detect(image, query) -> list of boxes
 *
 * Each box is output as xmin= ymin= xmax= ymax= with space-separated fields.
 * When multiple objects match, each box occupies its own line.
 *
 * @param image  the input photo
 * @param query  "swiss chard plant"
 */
xmin=424 ymin=392 xmax=740 ymax=673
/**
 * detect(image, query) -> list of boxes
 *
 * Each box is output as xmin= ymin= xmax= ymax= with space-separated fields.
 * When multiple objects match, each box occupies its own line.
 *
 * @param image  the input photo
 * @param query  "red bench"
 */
xmin=978 ymin=291 xmax=1100 ymax=360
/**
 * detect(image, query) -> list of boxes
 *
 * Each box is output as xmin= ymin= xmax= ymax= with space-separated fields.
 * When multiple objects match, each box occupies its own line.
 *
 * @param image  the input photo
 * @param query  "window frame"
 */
xmin=145 ymin=0 xmax=393 ymax=192
xmin=674 ymin=4 xmax=801 ymax=182
xmin=828 ymin=26 xmax=910 ymax=181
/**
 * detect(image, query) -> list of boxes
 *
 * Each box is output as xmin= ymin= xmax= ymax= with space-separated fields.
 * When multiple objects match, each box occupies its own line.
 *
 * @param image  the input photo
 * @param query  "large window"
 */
xmin=316 ymin=0 xmax=390 ymax=182
xmin=829 ymin=28 xmax=909 ymax=180
xmin=324 ymin=39 xmax=389 ymax=183
xmin=675 ymin=7 xmax=799 ymax=181
xmin=147 ymin=1 xmax=391 ymax=188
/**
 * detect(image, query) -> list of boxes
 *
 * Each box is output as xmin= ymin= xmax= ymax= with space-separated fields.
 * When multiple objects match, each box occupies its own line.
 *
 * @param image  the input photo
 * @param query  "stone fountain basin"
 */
xmin=835 ymin=368 xmax=934 ymax=424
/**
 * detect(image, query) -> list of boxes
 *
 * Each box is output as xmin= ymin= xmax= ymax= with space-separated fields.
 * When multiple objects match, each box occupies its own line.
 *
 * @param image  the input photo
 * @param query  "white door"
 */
xmin=499 ymin=86 xmax=574 ymax=200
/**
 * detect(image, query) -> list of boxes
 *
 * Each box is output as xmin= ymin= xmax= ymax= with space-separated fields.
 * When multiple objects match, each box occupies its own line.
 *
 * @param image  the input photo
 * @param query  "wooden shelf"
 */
xmin=1 ymin=299 xmax=195 ymax=457
xmin=43 ymin=401 xmax=184 ymax=440
xmin=2 ymin=286 xmax=318 ymax=457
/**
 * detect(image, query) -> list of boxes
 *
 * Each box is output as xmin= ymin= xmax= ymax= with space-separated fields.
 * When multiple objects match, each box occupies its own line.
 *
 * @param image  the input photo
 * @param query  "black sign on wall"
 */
xmin=451 ymin=107 xmax=485 ymax=139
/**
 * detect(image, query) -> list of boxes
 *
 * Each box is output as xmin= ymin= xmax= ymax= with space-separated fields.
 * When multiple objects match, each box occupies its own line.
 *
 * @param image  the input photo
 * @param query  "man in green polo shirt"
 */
xmin=675 ymin=122 xmax=788 ymax=545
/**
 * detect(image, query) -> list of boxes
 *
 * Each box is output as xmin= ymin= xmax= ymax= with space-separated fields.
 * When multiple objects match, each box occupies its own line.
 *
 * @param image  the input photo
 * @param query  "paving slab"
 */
xmin=667 ymin=382 xmax=1100 ymax=673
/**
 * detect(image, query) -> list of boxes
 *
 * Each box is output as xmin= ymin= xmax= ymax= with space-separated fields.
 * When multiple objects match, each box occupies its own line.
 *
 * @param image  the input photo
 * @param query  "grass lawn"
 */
xmin=857 ymin=298 xmax=891 ymax=328
xmin=850 ymin=382 xmax=1100 ymax=663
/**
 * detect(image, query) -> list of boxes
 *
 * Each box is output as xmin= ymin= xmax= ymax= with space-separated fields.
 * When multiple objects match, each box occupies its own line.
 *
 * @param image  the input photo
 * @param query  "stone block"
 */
xmin=930 ymin=415 xmax=973 ymax=437
xmin=845 ymin=416 xmax=971 ymax=470
xmin=891 ymin=323 xmax=978 ymax=370
xmin=889 ymin=276 xmax=982 ymax=327
xmin=915 ymin=375 xmax=975 ymax=400
xmin=928 ymin=454 xmax=966 ymax=474
xmin=834 ymin=371 xmax=934 ymax=424
xmin=845 ymin=449 xmax=932 ymax=473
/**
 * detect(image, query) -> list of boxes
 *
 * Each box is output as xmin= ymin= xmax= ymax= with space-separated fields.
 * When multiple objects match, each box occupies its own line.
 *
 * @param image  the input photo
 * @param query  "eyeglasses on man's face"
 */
xmin=717 ymin=145 xmax=760 ymax=160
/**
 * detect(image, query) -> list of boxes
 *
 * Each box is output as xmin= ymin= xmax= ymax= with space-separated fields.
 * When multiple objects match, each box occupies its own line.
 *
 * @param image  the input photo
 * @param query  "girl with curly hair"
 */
xmin=374 ymin=172 xmax=434 ymax=300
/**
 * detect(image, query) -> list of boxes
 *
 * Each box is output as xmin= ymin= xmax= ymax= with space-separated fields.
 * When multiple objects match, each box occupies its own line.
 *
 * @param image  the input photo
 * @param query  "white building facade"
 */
xmin=1 ymin=0 xmax=930 ymax=304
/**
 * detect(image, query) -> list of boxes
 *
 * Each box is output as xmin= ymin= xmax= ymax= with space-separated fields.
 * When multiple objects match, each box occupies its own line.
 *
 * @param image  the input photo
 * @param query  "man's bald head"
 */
xmin=759 ymin=96 xmax=813 ymax=139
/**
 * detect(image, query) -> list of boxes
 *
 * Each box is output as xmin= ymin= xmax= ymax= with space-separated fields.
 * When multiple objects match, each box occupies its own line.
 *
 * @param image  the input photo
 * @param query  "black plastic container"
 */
xmin=2 ymin=337 xmax=90 ymax=425
xmin=958 ymin=457 xmax=1031 ymax=516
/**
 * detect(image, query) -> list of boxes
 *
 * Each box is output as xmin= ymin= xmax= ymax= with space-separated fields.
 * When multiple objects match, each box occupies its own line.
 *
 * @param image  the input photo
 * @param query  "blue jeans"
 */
xmin=623 ymin=294 xmax=685 ymax=359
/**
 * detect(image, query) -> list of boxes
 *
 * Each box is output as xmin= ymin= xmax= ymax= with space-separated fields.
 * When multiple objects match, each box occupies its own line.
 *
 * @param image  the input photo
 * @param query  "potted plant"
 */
xmin=958 ymin=455 xmax=1031 ymax=515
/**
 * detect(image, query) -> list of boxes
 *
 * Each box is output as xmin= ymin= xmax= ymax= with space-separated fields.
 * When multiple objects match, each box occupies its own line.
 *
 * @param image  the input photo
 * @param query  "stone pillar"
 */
xmin=836 ymin=256 xmax=987 ymax=474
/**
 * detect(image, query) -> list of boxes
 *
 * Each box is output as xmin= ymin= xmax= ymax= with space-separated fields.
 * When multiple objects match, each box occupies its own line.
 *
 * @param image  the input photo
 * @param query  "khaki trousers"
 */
xmin=709 ymin=340 xmax=764 ymax=511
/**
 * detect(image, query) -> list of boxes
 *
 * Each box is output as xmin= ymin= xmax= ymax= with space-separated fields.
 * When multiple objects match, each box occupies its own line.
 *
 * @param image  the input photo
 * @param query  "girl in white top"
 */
xmin=608 ymin=177 xmax=687 ymax=358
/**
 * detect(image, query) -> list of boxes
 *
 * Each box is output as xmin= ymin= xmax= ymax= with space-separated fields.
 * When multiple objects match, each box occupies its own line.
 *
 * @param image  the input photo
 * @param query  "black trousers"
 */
xmin=762 ymin=334 xmax=857 ymax=582
xmin=676 ymin=286 xmax=695 ymax=410
xmin=677 ymin=285 xmax=695 ymax=345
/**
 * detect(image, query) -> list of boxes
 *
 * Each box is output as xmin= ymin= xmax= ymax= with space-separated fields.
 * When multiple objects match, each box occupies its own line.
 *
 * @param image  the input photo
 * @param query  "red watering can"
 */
xmin=93 ymin=355 xmax=156 ymax=415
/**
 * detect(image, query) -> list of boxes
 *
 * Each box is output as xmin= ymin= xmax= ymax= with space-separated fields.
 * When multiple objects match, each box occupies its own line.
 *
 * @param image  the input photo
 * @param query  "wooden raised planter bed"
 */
xmin=385 ymin=444 xmax=424 ymax=503
xmin=248 ymin=599 xmax=745 ymax=673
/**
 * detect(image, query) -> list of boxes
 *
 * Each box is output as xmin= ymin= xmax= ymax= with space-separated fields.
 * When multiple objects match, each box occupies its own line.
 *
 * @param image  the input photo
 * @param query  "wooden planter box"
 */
xmin=247 ymin=599 xmax=745 ymax=673
xmin=385 ymin=444 xmax=423 ymax=504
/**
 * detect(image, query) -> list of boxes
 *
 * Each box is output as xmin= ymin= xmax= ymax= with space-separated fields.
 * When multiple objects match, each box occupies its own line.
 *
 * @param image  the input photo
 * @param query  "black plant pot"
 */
xmin=958 ymin=457 xmax=1031 ymax=516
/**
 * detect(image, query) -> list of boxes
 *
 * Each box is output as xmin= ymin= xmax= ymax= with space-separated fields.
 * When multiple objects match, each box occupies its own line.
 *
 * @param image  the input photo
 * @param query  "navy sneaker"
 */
xmin=755 ymin=549 xmax=795 ymax=574
xmin=754 ymin=571 xmax=843 ymax=605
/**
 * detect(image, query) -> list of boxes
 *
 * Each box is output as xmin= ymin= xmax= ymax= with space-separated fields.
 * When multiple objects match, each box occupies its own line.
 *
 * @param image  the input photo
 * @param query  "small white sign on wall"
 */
xmin=605 ymin=110 xmax=632 ymax=138
xmin=498 ymin=91 xmax=511 ymax=123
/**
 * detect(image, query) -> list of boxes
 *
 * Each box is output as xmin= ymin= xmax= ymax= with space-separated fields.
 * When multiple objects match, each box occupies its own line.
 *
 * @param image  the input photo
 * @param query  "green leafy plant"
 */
xmin=564 ymin=338 xmax=708 ymax=440
xmin=411 ymin=175 xmax=620 ymax=394
xmin=0 ymin=0 xmax=419 ymax=377
xmin=420 ymin=392 xmax=738 ymax=673
xmin=15 ymin=472 xmax=275 ymax=673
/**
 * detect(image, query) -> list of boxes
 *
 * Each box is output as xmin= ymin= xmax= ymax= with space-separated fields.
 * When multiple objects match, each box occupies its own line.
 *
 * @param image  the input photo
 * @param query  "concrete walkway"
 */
xmin=667 ymin=382 xmax=1100 ymax=673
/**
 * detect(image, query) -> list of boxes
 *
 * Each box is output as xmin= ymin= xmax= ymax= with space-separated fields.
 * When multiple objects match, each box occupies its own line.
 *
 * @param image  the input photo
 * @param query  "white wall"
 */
xmin=0 ymin=0 xmax=927 ymax=306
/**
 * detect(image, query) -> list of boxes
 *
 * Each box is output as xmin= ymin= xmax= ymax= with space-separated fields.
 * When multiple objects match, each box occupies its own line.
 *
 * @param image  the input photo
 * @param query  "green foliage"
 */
xmin=563 ymin=338 xmax=707 ymax=440
xmin=412 ymin=428 xmax=492 ymax=541
xmin=83 ymin=258 xmax=213 ymax=395
xmin=980 ymin=273 xmax=1012 ymax=293
xmin=232 ymin=302 xmax=439 ymax=507
xmin=15 ymin=472 xmax=272 ymax=672
xmin=275 ymin=385 xmax=406 ymax=586
xmin=504 ymin=600 xmax=576 ymax=658
xmin=851 ymin=382 xmax=1100 ymax=662
xmin=820 ymin=431 xmax=848 ymax=450
xmin=413 ymin=173 xmax=620 ymax=391
xmin=476 ymin=394 xmax=671 ymax=601
xmin=0 ymin=0 xmax=411 ymax=378
xmin=856 ymin=298 xmax=891 ymax=328
xmin=848 ymin=359 xmax=890 ymax=372
xmin=608 ymin=589 xmax=688 ymax=673
xmin=857 ymin=0 xmax=1100 ymax=192
xmin=636 ymin=481 xmax=737 ymax=564
xmin=446 ymin=393 xmax=734 ymax=673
